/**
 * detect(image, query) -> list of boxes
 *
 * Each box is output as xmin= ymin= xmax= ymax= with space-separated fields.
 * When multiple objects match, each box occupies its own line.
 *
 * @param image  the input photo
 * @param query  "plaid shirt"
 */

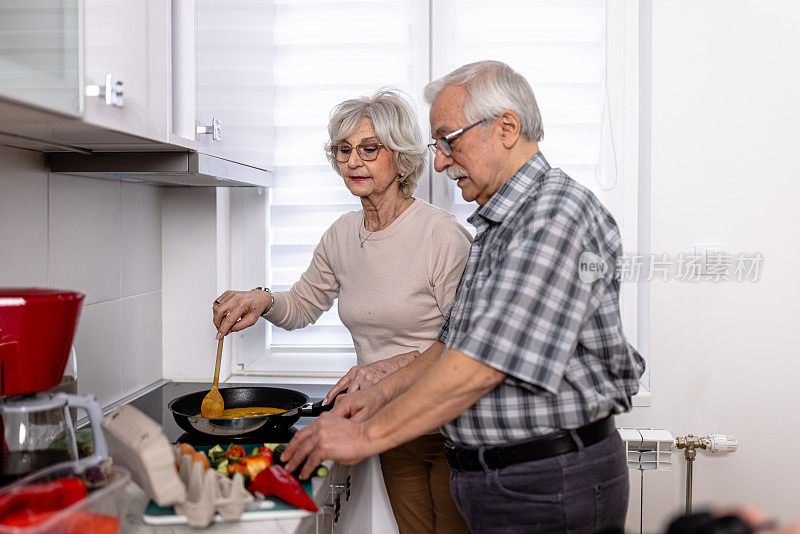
xmin=438 ymin=153 xmax=645 ymax=447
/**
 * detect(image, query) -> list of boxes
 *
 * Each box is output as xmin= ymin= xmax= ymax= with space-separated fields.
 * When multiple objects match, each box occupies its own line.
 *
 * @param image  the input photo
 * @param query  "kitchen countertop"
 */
xmin=119 ymin=381 xmax=341 ymax=533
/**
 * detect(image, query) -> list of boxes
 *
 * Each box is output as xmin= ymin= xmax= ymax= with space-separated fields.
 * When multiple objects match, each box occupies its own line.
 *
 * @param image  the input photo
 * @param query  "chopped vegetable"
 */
xmin=216 ymin=459 xmax=229 ymax=476
xmin=315 ymin=465 xmax=329 ymax=478
xmin=254 ymin=447 xmax=273 ymax=461
xmin=0 ymin=478 xmax=87 ymax=524
xmin=227 ymin=463 xmax=250 ymax=486
xmin=208 ymin=444 xmax=226 ymax=467
xmin=81 ymin=459 xmax=113 ymax=489
xmin=248 ymin=465 xmax=317 ymax=512
xmin=75 ymin=428 xmax=95 ymax=458
xmin=272 ymin=444 xmax=287 ymax=465
xmin=242 ymin=456 xmax=271 ymax=479
xmin=263 ymin=443 xmax=280 ymax=451
xmin=225 ymin=444 xmax=246 ymax=459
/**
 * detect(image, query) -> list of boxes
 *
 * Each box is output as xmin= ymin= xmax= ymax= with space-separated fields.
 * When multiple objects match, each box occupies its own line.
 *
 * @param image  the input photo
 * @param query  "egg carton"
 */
xmin=173 ymin=449 xmax=254 ymax=528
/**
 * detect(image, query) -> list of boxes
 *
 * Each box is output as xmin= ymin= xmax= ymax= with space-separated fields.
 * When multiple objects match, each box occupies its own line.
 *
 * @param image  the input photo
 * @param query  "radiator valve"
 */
xmin=705 ymin=434 xmax=738 ymax=453
xmin=676 ymin=434 xmax=738 ymax=459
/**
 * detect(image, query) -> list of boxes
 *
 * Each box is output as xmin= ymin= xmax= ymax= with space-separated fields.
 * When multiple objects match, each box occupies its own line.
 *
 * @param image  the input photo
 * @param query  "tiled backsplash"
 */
xmin=0 ymin=145 xmax=163 ymax=406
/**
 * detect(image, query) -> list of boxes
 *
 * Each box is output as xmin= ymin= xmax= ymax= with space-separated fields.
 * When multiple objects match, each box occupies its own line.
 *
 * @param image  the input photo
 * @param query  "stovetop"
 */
xmin=128 ymin=381 xmax=332 ymax=445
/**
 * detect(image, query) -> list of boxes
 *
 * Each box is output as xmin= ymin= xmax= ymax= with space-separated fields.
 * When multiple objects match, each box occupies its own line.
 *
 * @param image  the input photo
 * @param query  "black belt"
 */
xmin=445 ymin=415 xmax=617 ymax=472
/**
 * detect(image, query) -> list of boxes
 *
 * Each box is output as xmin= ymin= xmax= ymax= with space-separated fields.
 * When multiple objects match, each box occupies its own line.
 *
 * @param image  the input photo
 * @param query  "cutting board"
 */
xmin=142 ymin=443 xmax=317 ymax=525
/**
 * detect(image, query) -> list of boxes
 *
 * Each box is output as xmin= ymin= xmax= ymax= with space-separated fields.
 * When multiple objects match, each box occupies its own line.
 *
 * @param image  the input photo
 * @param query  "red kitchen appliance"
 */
xmin=0 ymin=288 xmax=108 ymax=486
xmin=0 ymin=288 xmax=84 ymax=396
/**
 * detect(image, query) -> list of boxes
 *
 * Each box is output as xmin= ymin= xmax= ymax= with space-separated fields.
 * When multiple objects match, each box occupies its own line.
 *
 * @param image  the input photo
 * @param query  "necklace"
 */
xmin=359 ymin=200 xmax=406 ymax=248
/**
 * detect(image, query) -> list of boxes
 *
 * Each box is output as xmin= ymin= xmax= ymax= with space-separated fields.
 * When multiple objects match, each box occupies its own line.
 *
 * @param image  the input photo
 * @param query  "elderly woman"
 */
xmin=212 ymin=90 xmax=471 ymax=534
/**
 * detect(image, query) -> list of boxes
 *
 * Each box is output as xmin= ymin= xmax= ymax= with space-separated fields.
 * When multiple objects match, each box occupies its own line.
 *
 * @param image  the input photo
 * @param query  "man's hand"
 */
xmin=323 ymin=351 xmax=419 ymax=405
xmin=324 ymin=365 xmax=386 ymax=405
xmin=212 ymin=289 xmax=271 ymax=338
xmin=330 ymin=387 xmax=389 ymax=422
xmin=281 ymin=412 xmax=374 ymax=479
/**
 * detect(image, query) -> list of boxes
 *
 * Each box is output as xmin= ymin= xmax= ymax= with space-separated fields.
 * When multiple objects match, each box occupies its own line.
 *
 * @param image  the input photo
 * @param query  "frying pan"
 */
xmin=168 ymin=386 xmax=338 ymax=438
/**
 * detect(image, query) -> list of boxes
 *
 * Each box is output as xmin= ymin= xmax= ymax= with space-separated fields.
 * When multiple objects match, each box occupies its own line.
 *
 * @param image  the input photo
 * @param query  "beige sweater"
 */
xmin=267 ymin=199 xmax=472 ymax=365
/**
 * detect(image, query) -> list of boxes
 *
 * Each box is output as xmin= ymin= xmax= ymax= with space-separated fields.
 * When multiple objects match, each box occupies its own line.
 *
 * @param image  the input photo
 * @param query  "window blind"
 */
xmin=252 ymin=0 xmax=631 ymax=375
xmin=434 ymin=0 xmax=606 ymax=233
xmin=267 ymin=0 xmax=427 ymax=354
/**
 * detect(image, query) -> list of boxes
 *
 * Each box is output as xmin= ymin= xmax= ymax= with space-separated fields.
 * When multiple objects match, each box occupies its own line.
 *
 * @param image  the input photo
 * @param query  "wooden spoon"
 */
xmin=200 ymin=338 xmax=225 ymax=418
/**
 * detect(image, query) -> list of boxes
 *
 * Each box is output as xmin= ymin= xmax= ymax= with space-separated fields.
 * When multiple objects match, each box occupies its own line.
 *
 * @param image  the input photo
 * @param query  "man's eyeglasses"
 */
xmin=330 ymin=142 xmax=385 ymax=163
xmin=427 ymin=118 xmax=488 ymax=156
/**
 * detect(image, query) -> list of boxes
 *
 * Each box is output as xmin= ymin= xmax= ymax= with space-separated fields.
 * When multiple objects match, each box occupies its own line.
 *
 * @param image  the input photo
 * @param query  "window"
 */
xmin=238 ymin=0 xmax=641 ymax=380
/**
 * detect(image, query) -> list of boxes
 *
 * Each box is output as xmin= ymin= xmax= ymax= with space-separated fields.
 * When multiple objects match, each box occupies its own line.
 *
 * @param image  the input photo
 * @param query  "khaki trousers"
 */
xmin=379 ymin=434 xmax=468 ymax=534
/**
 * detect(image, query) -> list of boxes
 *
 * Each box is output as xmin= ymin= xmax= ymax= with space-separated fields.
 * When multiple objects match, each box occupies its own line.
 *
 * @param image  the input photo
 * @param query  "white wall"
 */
xmin=0 ymin=146 xmax=163 ymax=407
xmin=161 ymin=187 xmax=232 ymax=381
xmin=617 ymin=0 xmax=800 ymax=522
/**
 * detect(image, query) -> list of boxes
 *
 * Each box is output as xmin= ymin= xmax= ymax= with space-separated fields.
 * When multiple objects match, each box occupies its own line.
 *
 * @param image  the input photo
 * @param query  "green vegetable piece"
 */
xmin=273 ymin=444 xmax=287 ymax=465
xmin=75 ymin=428 xmax=95 ymax=457
xmin=263 ymin=443 xmax=280 ymax=451
xmin=216 ymin=459 xmax=229 ymax=476
xmin=315 ymin=465 xmax=329 ymax=478
xmin=249 ymin=447 xmax=261 ymax=457
xmin=208 ymin=445 xmax=226 ymax=467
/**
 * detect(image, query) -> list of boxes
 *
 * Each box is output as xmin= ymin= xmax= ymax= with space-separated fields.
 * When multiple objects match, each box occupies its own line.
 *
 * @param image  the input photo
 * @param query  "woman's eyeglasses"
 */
xmin=331 ymin=142 xmax=385 ymax=163
xmin=427 ymin=118 xmax=488 ymax=156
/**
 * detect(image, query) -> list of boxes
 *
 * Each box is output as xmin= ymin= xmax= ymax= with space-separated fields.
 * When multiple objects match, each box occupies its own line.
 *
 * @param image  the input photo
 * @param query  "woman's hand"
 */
xmin=212 ymin=289 xmax=272 ymax=338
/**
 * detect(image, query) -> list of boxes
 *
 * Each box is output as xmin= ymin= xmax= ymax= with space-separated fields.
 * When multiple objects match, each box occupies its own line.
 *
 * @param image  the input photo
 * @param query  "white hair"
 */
xmin=423 ymin=60 xmax=544 ymax=142
xmin=326 ymin=89 xmax=427 ymax=198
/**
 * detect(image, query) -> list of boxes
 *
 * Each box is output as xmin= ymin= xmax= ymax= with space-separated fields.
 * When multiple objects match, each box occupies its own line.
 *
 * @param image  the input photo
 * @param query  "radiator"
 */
xmin=619 ymin=428 xmax=676 ymax=534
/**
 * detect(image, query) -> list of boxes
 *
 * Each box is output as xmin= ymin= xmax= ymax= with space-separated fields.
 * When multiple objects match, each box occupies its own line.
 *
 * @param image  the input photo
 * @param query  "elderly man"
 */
xmin=283 ymin=60 xmax=645 ymax=533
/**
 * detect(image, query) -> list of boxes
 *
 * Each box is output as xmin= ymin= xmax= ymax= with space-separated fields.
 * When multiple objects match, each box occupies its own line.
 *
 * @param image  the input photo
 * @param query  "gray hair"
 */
xmin=326 ymin=89 xmax=427 ymax=198
xmin=423 ymin=60 xmax=544 ymax=142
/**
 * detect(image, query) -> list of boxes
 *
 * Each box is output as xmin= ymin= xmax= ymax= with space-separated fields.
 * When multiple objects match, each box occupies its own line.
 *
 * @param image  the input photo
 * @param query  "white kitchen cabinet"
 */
xmin=172 ymin=0 xmax=274 ymax=170
xmin=0 ymin=0 xmax=273 ymax=187
xmin=82 ymin=0 xmax=171 ymax=143
xmin=0 ymin=0 xmax=81 ymax=116
xmin=0 ymin=0 xmax=177 ymax=152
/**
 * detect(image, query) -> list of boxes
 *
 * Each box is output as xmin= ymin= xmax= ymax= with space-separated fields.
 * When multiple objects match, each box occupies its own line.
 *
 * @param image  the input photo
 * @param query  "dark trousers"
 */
xmin=449 ymin=431 xmax=629 ymax=534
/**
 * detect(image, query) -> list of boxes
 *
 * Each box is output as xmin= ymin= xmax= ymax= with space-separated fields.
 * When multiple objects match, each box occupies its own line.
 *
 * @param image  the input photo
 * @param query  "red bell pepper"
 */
xmin=254 ymin=446 xmax=274 ymax=461
xmin=0 ymin=510 xmax=57 ymax=527
xmin=247 ymin=465 xmax=317 ymax=512
xmin=0 ymin=477 xmax=87 ymax=523
xmin=0 ymin=511 xmax=118 ymax=534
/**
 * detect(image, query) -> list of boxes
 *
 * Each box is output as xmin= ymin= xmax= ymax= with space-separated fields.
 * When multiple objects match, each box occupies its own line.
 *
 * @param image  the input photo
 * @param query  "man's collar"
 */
xmin=469 ymin=152 xmax=550 ymax=225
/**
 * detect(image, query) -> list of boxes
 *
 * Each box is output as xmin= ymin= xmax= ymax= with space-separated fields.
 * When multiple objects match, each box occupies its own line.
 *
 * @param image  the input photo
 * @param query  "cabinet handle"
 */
xmin=197 ymin=119 xmax=222 ymax=142
xmin=85 ymin=74 xmax=124 ymax=107
xmin=331 ymin=482 xmax=350 ymax=502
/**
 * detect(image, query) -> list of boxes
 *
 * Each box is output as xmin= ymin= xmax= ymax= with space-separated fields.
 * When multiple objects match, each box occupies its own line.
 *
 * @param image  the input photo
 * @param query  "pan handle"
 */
xmin=298 ymin=389 xmax=348 ymax=417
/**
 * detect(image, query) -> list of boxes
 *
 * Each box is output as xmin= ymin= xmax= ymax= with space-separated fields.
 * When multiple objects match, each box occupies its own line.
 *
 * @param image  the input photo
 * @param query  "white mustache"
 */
xmin=445 ymin=164 xmax=469 ymax=181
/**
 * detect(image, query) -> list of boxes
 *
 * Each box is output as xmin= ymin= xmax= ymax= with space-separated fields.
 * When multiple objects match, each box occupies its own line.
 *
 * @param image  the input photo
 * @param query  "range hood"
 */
xmin=49 ymin=151 xmax=272 ymax=187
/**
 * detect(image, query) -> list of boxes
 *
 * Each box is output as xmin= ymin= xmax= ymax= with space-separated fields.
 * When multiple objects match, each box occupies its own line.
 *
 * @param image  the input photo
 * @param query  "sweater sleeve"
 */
xmin=428 ymin=215 xmax=472 ymax=317
xmin=266 ymin=224 xmax=340 ymax=331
